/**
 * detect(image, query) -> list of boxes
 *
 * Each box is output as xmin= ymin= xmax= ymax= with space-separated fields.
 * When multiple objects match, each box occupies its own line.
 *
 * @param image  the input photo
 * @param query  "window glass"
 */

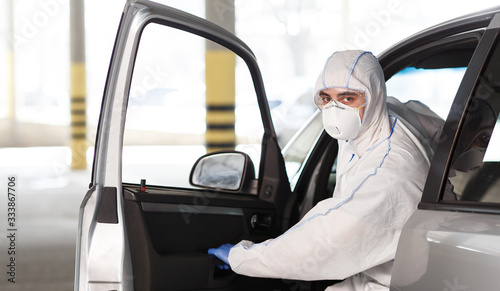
xmin=386 ymin=67 xmax=467 ymax=120
xmin=283 ymin=111 xmax=323 ymax=188
xmin=445 ymin=39 xmax=500 ymax=202
xmin=123 ymin=23 xmax=262 ymax=188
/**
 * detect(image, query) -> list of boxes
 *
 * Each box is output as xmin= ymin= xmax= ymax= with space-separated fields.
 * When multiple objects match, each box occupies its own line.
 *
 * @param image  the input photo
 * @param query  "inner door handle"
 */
xmin=250 ymin=214 xmax=272 ymax=230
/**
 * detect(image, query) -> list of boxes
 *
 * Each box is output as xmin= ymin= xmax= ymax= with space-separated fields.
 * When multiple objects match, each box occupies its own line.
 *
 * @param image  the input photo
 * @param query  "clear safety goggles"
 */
xmin=314 ymin=87 xmax=366 ymax=111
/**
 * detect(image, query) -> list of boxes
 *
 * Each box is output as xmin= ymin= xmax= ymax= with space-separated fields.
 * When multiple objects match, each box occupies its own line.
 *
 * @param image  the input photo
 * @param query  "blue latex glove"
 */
xmin=208 ymin=243 xmax=234 ymax=266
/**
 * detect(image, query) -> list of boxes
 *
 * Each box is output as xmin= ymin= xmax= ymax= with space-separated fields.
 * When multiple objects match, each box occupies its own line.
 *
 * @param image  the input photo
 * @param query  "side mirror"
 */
xmin=189 ymin=151 xmax=255 ymax=192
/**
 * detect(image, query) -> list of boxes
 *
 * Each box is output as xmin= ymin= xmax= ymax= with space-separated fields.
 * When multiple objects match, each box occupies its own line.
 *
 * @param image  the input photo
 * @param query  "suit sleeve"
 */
xmin=228 ymin=151 xmax=425 ymax=281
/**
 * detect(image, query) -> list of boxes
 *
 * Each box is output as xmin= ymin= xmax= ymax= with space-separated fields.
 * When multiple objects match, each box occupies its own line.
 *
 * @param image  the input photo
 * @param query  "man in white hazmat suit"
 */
xmin=209 ymin=50 xmax=432 ymax=290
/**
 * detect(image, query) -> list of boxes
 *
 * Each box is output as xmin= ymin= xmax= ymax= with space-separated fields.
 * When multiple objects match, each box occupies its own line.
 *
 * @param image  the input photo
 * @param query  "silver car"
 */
xmin=75 ymin=1 xmax=500 ymax=290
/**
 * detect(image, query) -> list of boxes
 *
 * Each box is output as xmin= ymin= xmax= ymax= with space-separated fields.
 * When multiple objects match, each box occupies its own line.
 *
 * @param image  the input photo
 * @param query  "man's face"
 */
xmin=318 ymin=87 xmax=366 ymax=120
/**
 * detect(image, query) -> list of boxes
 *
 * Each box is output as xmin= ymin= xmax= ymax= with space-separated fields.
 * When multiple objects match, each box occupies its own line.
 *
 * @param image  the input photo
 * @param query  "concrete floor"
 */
xmin=0 ymin=147 xmax=90 ymax=290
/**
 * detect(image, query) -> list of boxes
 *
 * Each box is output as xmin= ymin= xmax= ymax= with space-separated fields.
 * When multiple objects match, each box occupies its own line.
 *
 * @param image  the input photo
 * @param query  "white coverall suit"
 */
xmin=227 ymin=50 xmax=432 ymax=290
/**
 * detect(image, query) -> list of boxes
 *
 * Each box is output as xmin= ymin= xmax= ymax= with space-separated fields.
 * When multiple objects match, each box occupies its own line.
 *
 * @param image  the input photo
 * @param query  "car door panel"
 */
xmin=124 ymin=187 xmax=281 ymax=252
xmin=123 ymin=186 xmax=290 ymax=291
xmin=391 ymin=210 xmax=500 ymax=291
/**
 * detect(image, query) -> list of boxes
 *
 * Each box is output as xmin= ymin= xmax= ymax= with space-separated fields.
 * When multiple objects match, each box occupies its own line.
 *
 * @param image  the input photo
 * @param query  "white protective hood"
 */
xmin=314 ymin=50 xmax=391 ymax=156
xmin=228 ymin=50 xmax=431 ymax=291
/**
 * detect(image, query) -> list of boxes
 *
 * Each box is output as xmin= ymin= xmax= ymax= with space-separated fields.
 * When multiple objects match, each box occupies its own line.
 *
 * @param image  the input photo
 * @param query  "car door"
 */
xmin=390 ymin=13 xmax=500 ymax=291
xmin=75 ymin=1 xmax=299 ymax=291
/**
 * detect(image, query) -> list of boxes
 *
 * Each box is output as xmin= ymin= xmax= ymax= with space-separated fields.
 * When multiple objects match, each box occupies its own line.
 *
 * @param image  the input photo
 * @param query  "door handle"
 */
xmin=250 ymin=214 xmax=272 ymax=230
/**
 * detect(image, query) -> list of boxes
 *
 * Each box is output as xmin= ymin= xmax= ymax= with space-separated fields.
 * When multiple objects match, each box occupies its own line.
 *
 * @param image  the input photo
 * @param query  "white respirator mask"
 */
xmin=322 ymin=101 xmax=364 ymax=140
xmin=314 ymin=87 xmax=366 ymax=140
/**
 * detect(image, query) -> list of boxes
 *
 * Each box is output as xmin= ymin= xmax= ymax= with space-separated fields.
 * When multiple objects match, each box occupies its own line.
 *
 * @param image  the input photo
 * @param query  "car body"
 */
xmin=75 ymin=1 xmax=500 ymax=290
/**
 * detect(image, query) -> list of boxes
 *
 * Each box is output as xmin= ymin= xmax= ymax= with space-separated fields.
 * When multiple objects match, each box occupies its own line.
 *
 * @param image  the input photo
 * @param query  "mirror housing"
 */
xmin=189 ymin=151 xmax=255 ymax=192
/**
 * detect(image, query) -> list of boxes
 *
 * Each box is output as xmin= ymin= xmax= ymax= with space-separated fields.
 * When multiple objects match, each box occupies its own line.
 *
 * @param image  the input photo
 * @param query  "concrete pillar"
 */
xmin=205 ymin=0 xmax=236 ymax=153
xmin=70 ymin=0 xmax=87 ymax=169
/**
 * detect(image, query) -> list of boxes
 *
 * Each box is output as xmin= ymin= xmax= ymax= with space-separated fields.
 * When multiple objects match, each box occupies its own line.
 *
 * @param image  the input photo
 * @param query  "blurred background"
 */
xmin=0 ymin=0 xmax=498 ymax=290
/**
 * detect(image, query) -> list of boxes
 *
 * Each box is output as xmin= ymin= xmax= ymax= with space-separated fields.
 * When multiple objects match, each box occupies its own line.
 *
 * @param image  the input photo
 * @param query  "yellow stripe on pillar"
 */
xmin=206 ymin=110 xmax=235 ymax=124
xmin=71 ymin=63 xmax=86 ymax=97
xmin=205 ymin=50 xmax=235 ymax=106
xmin=205 ymin=50 xmax=236 ymax=153
xmin=206 ymin=130 xmax=236 ymax=142
xmin=70 ymin=62 xmax=87 ymax=169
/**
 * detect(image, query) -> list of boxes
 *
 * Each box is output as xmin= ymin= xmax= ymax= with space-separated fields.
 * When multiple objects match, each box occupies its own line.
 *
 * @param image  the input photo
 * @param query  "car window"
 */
xmin=386 ymin=67 xmax=467 ymax=120
xmin=445 ymin=39 xmax=500 ymax=203
xmin=283 ymin=110 xmax=323 ymax=188
xmin=123 ymin=23 xmax=262 ymax=188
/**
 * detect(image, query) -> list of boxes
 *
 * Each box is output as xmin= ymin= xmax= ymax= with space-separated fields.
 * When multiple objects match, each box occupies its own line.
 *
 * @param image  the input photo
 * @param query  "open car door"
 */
xmin=75 ymin=1 xmax=296 ymax=290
